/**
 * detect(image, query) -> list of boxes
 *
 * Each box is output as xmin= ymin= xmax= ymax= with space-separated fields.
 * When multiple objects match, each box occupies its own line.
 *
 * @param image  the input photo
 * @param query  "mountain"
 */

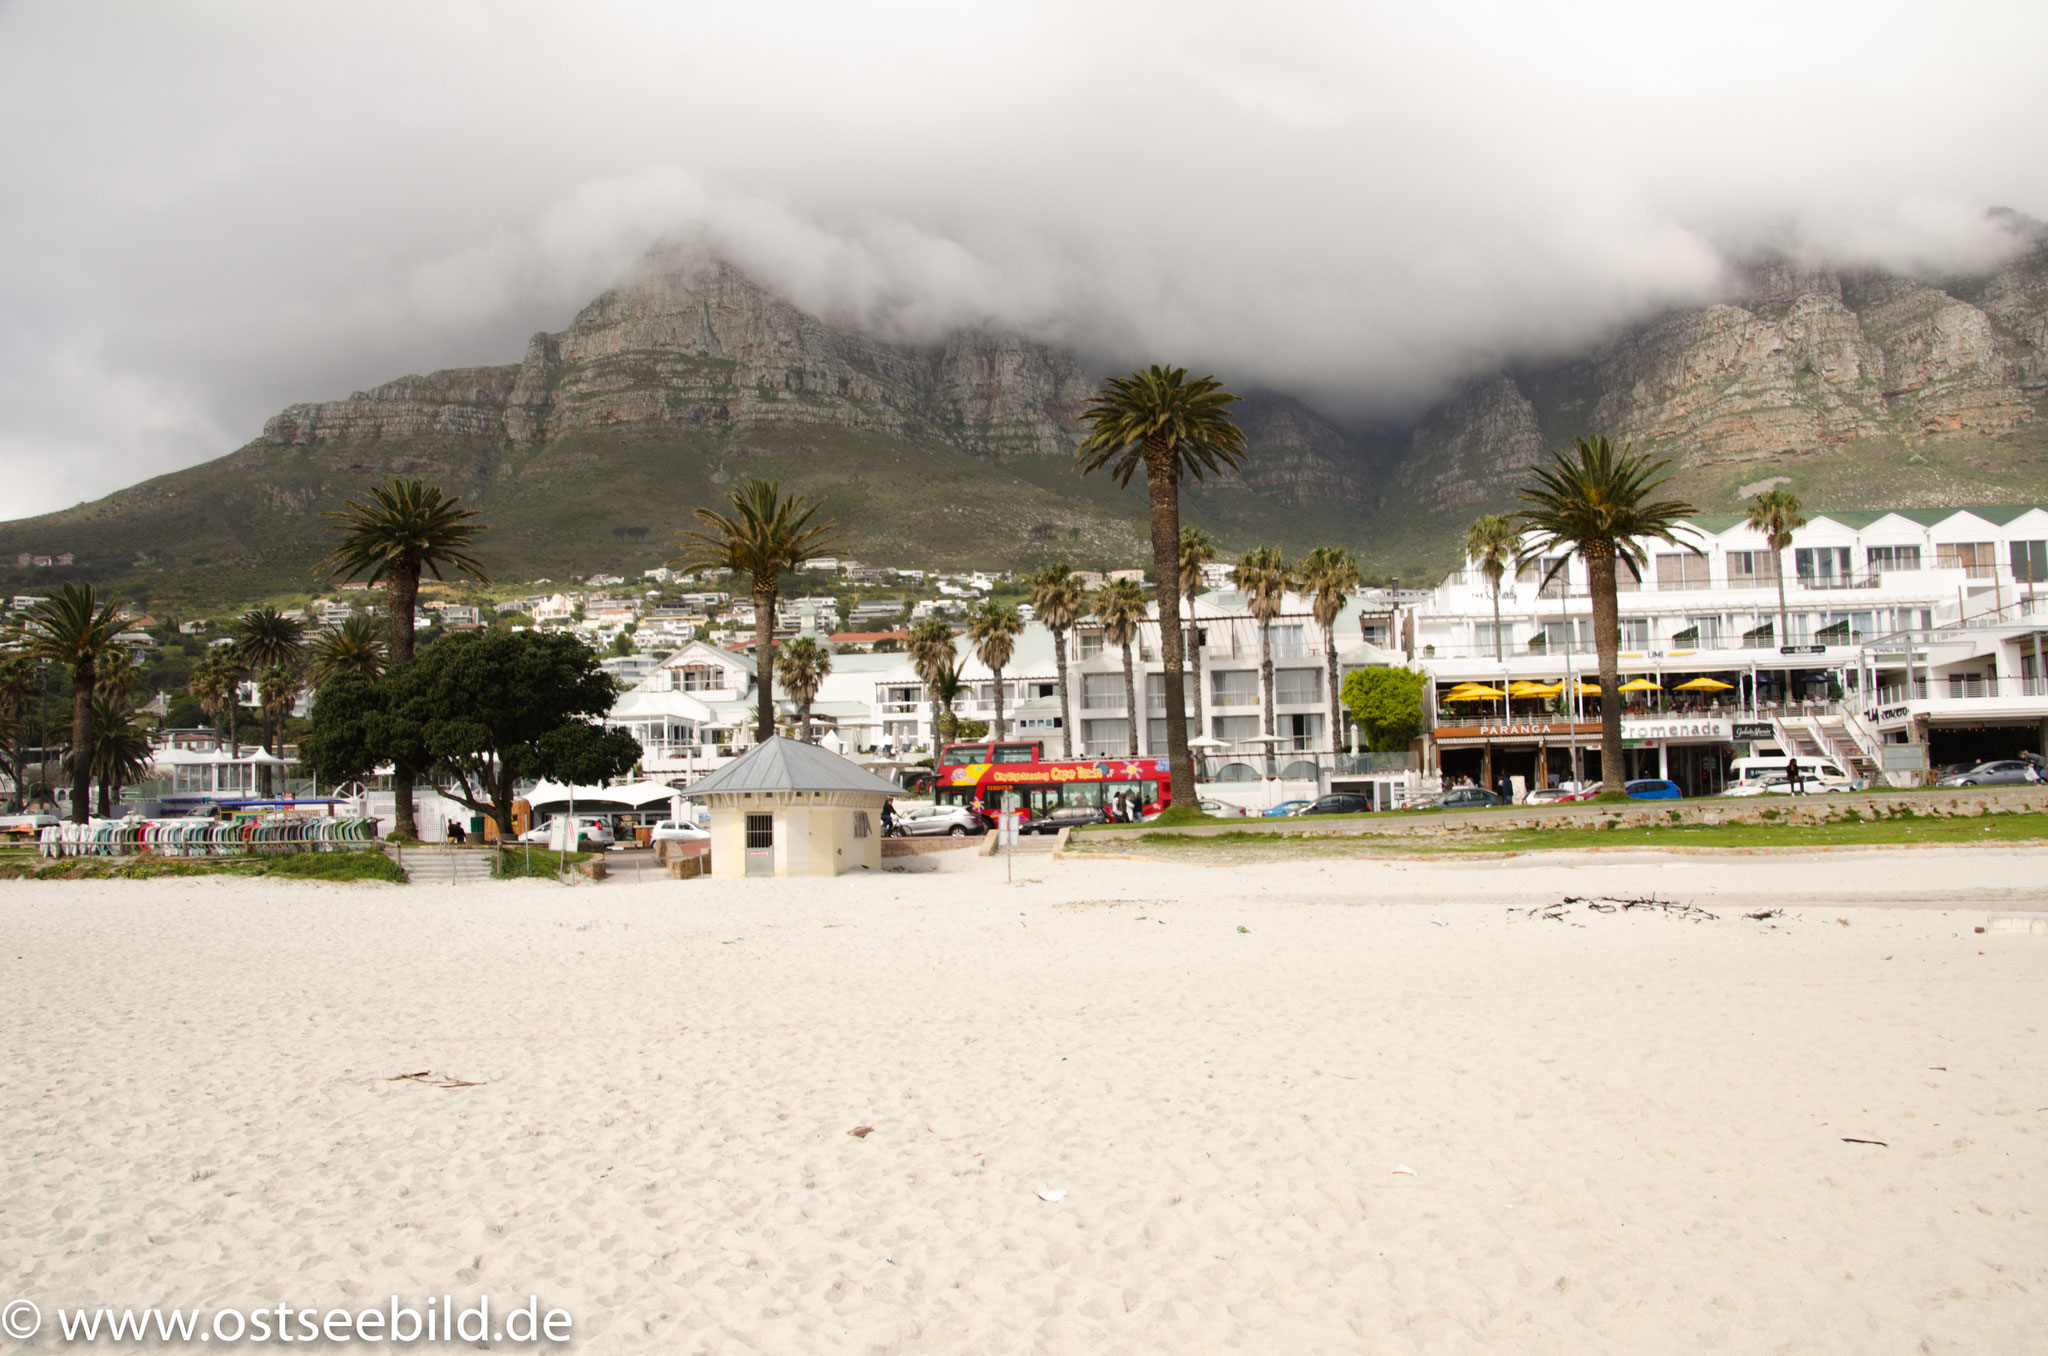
xmin=0 ymin=240 xmax=1378 ymax=607
xmin=5 ymin=229 xmax=2048 ymax=606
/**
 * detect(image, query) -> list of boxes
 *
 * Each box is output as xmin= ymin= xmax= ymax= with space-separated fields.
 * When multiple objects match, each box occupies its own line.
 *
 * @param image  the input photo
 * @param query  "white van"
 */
xmin=1726 ymin=755 xmax=1852 ymax=794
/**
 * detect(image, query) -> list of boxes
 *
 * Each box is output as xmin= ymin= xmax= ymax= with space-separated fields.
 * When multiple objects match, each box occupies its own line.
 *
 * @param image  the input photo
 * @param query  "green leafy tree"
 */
xmin=908 ymin=616 xmax=957 ymax=751
xmin=965 ymin=600 xmax=1024 ymax=740
xmin=81 ymin=693 xmax=154 ymax=816
xmin=1299 ymin=545 xmax=1362 ymax=757
xmin=669 ymin=479 xmax=841 ymax=744
xmin=1231 ymin=546 xmax=1292 ymax=775
xmin=320 ymin=476 xmax=491 ymax=838
xmin=1075 ymin=366 xmax=1247 ymax=809
xmin=27 ymin=583 xmax=125 ymax=823
xmin=1464 ymin=514 xmax=1520 ymax=663
xmin=0 ymin=656 xmax=37 ymax=811
xmin=1177 ymin=526 xmax=1217 ymax=745
xmin=307 ymin=615 xmax=387 ymax=688
xmin=298 ymin=673 xmax=386 ymax=790
xmin=235 ymin=606 xmax=304 ymax=795
xmin=926 ymin=654 xmax=971 ymax=742
xmin=1027 ymin=564 xmax=1087 ymax=758
xmin=1340 ymin=667 xmax=1427 ymax=753
xmin=774 ymin=636 xmax=832 ymax=743
xmin=188 ymin=650 xmax=245 ymax=757
xmin=1092 ymin=577 xmax=1147 ymax=757
xmin=1515 ymin=436 xmax=1698 ymax=790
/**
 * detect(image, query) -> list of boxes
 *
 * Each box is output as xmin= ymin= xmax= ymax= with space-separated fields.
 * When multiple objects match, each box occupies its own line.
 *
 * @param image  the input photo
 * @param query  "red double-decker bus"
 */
xmin=934 ymin=740 xmax=1170 ymax=825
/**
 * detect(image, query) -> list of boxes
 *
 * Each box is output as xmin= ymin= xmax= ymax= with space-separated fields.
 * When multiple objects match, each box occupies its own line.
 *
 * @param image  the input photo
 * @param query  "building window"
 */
xmin=852 ymin=811 xmax=871 ymax=839
xmin=1867 ymin=544 xmax=1921 ymax=574
xmin=1081 ymin=673 xmax=1124 ymax=710
xmin=1795 ymin=546 xmax=1852 ymax=585
xmin=1143 ymin=672 xmax=1192 ymax=714
xmin=1274 ymin=668 xmax=1321 ymax=705
xmin=1935 ymin=542 xmax=1996 ymax=579
xmin=1270 ymin=624 xmax=1307 ymax=658
xmin=1211 ymin=669 xmax=1259 ymax=707
xmin=745 ymin=814 xmax=774 ymax=850
xmin=2012 ymin=540 xmax=2047 ymax=585
xmin=1672 ymin=615 xmax=1722 ymax=647
xmin=1726 ymin=551 xmax=1778 ymax=589
xmin=1077 ymin=631 xmax=1104 ymax=659
xmin=1655 ymin=553 xmax=1710 ymax=590
xmin=1618 ymin=618 xmax=1650 ymax=646
xmin=1212 ymin=714 xmax=1259 ymax=744
xmin=1081 ymin=718 xmax=1129 ymax=755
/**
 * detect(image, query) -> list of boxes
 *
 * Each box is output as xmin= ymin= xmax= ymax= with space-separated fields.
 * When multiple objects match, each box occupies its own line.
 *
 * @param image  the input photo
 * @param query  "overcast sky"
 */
xmin=3 ymin=0 xmax=2045 ymax=518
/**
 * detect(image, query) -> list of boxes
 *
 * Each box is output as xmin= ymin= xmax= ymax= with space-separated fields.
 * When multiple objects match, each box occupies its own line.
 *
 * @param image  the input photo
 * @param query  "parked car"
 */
xmin=898 ymin=805 xmax=986 ymax=837
xmin=1025 ymin=804 xmax=1108 ymax=834
xmin=519 ymin=816 xmax=614 ymax=847
xmin=1300 ymin=793 xmax=1374 ymax=816
xmin=650 ymin=820 xmax=710 ymax=842
xmin=1263 ymin=800 xmax=1315 ymax=817
xmin=1623 ymin=779 xmax=1684 ymax=800
xmin=1414 ymin=787 xmax=1502 ymax=811
xmin=1520 ymin=787 xmax=1574 ymax=806
xmin=1937 ymin=759 xmax=2044 ymax=787
xmin=1198 ymin=799 xmax=1250 ymax=818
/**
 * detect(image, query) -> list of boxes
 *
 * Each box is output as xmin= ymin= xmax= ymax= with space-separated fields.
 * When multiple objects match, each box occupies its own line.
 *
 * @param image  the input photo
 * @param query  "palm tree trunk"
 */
xmin=1492 ymin=583 xmax=1504 ymax=663
xmin=259 ymin=704 xmax=274 ymax=796
xmin=991 ymin=665 xmax=1005 ymax=741
xmin=387 ymin=564 xmax=420 ymax=840
xmin=1140 ymin=451 xmax=1198 ymax=809
xmin=68 ymin=658 xmax=94 ymax=823
xmin=1188 ymin=616 xmax=1206 ymax=751
xmin=1053 ymin=628 xmax=1073 ymax=759
xmin=1588 ymin=548 xmax=1624 ymax=790
xmin=1774 ymin=544 xmax=1791 ymax=708
xmin=1323 ymin=622 xmax=1343 ymax=762
xmin=1120 ymin=641 xmax=1139 ymax=757
xmin=1259 ymin=621 xmax=1277 ymax=780
xmin=752 ymin=579 xmax=776 ymax=743
xmin=800 ymin=699 xmax=813 ymax=745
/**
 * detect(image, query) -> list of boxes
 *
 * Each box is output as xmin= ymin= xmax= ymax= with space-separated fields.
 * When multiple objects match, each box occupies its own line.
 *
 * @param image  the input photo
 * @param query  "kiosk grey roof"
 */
xmin=684 ymin=736 xmax=902 ymax=798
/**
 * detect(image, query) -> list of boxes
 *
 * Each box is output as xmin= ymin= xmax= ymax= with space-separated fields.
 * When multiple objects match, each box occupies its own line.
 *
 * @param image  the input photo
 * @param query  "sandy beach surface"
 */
xmin=4 ymin=847 xmax=2045 ymax=1354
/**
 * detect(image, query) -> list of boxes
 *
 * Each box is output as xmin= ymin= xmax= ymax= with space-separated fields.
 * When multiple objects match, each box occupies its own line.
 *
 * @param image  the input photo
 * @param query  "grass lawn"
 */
xmin=1068 ymin=811 xmax=2048 ymax=861
xmin=1 ymin=850 xmax=409 ymax=883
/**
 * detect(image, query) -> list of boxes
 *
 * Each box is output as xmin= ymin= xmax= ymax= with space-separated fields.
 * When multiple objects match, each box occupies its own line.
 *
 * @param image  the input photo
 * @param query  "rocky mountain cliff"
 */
xmin=1394 ymin=231 xmax=2048 ymax=521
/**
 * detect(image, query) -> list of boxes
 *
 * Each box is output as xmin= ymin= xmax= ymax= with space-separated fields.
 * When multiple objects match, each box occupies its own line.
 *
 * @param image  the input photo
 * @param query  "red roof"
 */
xmin=829 ymin=630 xmax=909 ymax=643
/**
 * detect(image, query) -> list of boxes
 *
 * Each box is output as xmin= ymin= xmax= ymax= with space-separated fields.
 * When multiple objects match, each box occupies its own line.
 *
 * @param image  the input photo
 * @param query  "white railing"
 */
xmin=1872 ymin=677 xmax=2048 ymax=705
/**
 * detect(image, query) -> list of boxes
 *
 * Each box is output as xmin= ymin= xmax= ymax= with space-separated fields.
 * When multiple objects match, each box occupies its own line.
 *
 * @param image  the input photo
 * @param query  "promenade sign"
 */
xmin=1618 ymin=717 xmax=1732 ymax=742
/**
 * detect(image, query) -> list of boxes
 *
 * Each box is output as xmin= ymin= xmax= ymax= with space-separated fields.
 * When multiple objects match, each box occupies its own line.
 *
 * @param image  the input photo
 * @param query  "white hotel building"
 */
xmin=601 ymin=505 xmax=2045 ymax=804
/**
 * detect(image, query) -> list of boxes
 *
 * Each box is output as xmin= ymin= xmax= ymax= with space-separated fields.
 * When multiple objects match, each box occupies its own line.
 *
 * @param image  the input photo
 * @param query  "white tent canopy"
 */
xmin=524 ymin=779 xmax=679 ymax=813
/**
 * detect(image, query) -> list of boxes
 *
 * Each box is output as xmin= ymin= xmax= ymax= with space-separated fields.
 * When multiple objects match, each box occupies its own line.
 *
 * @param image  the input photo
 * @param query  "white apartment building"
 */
xmin=1410 ymin=505 xmax=2048 ymax=795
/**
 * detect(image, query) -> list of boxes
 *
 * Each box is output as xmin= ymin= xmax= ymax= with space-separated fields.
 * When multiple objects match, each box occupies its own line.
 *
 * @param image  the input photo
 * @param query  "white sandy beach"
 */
xmin=3 ymin=848 xmax=2045 ymax=1354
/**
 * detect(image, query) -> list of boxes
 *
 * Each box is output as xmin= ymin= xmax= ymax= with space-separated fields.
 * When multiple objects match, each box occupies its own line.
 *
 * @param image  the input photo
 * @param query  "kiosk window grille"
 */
xmin=745 ymin=814 xmax=773 ymax=849
xmin=853 ymin=812 xmax=870 ymax=839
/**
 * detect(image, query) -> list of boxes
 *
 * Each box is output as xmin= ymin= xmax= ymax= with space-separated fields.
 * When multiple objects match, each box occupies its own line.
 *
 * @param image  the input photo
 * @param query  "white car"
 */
xmin=1722 ymin=774 xmax=1851 ymax=797
xmin=1198 ymin=799 xmax=1250 ymax=817
xmin=519 ymin=816 xmax=615 ymax=846
xmin=650 ymin=820 xmax=710 ymax=842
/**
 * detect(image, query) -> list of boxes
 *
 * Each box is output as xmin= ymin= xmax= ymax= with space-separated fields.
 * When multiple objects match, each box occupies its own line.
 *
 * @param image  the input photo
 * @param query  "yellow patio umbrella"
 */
xmin=1507 ymin=680 xmax=1553 ymax=697
xmin=1616 ymin=678 xmax=1663 ymax=693
xmin=1673 ymin=676 xmax=1734 ymax=691
xmin=1524 ymin=681 xmax=1566 ymax=697
xmin=1570 ymin=680 xmax=1601 ymax=695
xmin=1445 ymin=685 xmax=1506 ymax=700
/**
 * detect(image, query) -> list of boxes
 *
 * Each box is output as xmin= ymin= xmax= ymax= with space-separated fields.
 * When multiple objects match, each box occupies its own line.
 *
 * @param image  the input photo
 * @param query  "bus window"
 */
xmin=940 ymin=743 xmax=991 ymax=767
xmin=1066 ymin=781 xmax=1104 ymax=808
xmin=935 ymin=787 xmax=971 ymax=807
xmin=1024 ymin=786 xmax=1061 ymax=817
xmin=992 ymin=742 xmax=1041 ymax=764
xmin=1142 ymin=780 xmax=1160 ymax=805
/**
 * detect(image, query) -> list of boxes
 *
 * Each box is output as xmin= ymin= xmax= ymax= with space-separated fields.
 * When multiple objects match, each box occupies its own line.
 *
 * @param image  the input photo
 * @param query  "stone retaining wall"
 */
xmin=883 ymin=835 xmax=983 ymax=858
xmin=1078 ymin=786 xmax=2048 ymax=843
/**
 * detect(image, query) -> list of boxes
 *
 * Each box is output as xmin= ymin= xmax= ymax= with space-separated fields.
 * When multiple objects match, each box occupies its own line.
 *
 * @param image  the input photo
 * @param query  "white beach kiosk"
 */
xmin=684 ymin=736 xmax=901 ymax=878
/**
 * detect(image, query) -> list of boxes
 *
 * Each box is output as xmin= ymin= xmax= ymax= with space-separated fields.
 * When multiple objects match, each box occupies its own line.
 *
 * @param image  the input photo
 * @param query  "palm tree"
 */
xmin=1299 ymin=545 xmax=1362 ymax=761
xmin=256 ymin=666 xmax=302 ymax=793
xmin=1093 ymin=577 xmax=1147 ymax=757
xmin=0 ymin=656 xmax=34 ymax=811
xmin=927 ymin=654 xmax=969 ymax=743
xmin=1075 ymin=366 xmax=1247 ymax=810
xmin=774 ymin=636 xmax=832 ymax=743
xmin=1177 ymin=526 xmax=1218 ymax=749
xmin=965 ymin=601 xmax=1024 ymax=740
xmin=236 ymin=606 xmax=304 ymax=796
xmin=1027 ymin=564 xmax=1088 ymax=759
xmin=70 ymin=693 xmax=153 ymax=818
xmin=669 ymin=479 xmax=841 ymax=745
xmin=907 ymin=616 xmax=957 ymax=752
xmin=1465 ymin=514 xmax=1520 ymax=663
xmin=1745 ymin=487 xmax=1806 ymax=705
xmin=27 ymin=584 xmax=125 ymax=823
xmin=307 ymin=615 xmax=388 ymax=688
xmin=1232 ymin=546 xmax=1292 ymax=777
xmin=1515 ymin=436 xmax=1698 ymax=794
xmin=321 ymin=477 xmax=490 ymax=838
xmin=188 ymin=650 xmax=244 ymax=760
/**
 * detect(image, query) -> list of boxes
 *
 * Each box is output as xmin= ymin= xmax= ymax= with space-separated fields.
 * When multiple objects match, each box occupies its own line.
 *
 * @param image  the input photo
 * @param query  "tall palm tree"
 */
xmin=1027 ymin=564 xmax=1087 ymax=759
xmin=321 ymin=477 xmax=490 ymax=838
xmin=907 ymin=616 xmax=957 ymax=752
xmin=236 ymin=606 xmax=305 ymax=796
xmin=965 ymin=601 xmax=1024 ymax=741
xmin=1093 ymin=577 xmax=1148 ymax=757
xmin=0 ymin=656 xmax=34 ymax=812
xmin=255 ymin=666 xmax=302 ymax=794
xmin=1465 ymin=514 xmax=1520 ymax=663
xmin=1177 ymin=526 xmax=1218 ymax=747
xmin=774 ymin=636 xmax=832 ymax=743
xmin=1075 ymin=366 xmax=1247 ymax=809
xmin=927 ymin=654 xmax=969 ymax=744
xmin=1299 ymin=545 xmax=1362 ymax=760
xmin=1515 ymin=436 xmax=1698 ymax=794
xmin=669 ymin=479 xmax=841 ymax=744
xmin=70 ymin=693 xmax=153 ymax=818
xmin=188 ymin=649 xmax=244 ymax=759
xmin=307 ymin=615 xmax=388 ymax=688
xmin=1232 ymin=546 xmax=1292 ymax=776
xmin=27 ymin=583 xmax=125 ymax=823
xmin=1745 ymin=487 xmax=1806 ymax=705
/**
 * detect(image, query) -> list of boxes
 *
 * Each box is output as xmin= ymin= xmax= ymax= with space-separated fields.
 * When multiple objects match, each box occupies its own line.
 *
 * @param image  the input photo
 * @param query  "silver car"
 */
xmin=1937 ymin=759 xmax=2044 ymax=787
xmin=898 ymin=805 xmax=986 ymax=837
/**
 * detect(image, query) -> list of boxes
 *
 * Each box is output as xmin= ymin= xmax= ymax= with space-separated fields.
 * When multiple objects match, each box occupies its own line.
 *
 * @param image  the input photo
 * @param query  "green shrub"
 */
xmin=491 ymin=848 xmax=590 ymax=880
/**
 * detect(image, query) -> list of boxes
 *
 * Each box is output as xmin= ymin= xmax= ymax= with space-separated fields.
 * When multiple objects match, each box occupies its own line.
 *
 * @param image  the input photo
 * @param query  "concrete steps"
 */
xmin=389 ymin=847 xmax=496 ymax=883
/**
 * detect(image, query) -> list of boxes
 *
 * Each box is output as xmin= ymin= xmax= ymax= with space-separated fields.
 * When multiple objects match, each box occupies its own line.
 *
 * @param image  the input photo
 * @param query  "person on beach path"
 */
xmin=1786 ymin=759 xmax=1804 ymax=796
xmin=448 ymin=818 xmax=466 ymax=845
